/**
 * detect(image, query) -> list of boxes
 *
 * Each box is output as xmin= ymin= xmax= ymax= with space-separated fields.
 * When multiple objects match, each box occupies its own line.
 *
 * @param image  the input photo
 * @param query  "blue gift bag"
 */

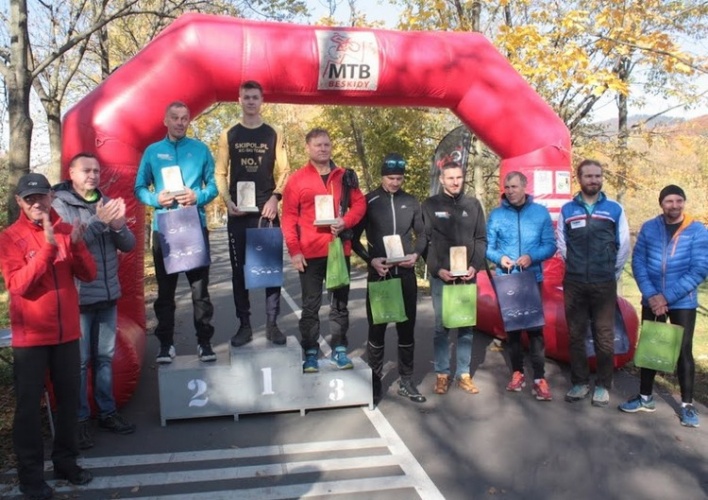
xmin=245 ymin=218 xmax=284 ymax=290
xmin=156 ymin=206 xmax=210 ymax=274
xmin=491 ymin=270 xmax=545 ymax=332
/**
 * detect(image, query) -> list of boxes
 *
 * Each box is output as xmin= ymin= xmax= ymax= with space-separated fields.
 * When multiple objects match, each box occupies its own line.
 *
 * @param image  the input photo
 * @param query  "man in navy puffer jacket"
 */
xmin=619 ymin=185 xmax=708 ymax=427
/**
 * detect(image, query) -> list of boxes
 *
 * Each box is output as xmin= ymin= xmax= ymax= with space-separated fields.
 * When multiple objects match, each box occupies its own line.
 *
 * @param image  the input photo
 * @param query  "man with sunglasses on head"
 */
xmin=0 ymin=173 xmax=96 ymax=500
xmin=352 ymin=153 xmax=427 ymax=405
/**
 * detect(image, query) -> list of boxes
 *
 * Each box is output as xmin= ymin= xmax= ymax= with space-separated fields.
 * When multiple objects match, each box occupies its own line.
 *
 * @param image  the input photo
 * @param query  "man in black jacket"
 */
xmin=422 ymin=162 xmax=487 ymax=396
xmin=353 ymin=153 xmax=427 ymax=404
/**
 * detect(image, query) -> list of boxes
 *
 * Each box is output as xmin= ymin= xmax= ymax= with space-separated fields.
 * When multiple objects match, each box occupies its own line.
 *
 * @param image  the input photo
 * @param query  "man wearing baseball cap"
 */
xmin=353 ymin=153 xmax=427 ymax=404
xmin=619 ymin=184 xmax=708 ymax=427
xmin=0 ymin=173 xmax=96 ymax=498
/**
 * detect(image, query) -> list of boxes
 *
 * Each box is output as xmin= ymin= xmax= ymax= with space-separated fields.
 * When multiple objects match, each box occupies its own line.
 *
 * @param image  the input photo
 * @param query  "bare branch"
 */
xmin=595 ymin=35 xmax=707 ymax=75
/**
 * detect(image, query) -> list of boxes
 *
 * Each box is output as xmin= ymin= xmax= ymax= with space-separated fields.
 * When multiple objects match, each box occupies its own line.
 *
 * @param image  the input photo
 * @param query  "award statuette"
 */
xmin=383 ymin=234 xmax=406 ymax=264
xmin=161 ymin=166 xmax=186 ymax=195
xmin=449 ymin=246 xmax=468 ymax=276
xmin=236 ymin=181 xmax=259 ymax=213
xmin=314 ymin=194 xmax=337 ymax=226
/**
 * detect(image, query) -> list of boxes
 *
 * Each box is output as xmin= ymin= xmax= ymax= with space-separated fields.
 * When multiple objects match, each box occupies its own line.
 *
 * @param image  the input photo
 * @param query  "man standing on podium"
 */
xmin=281 ymin=128 xmax=366 ymax=373
xmin=215 ymin=80 xmax=290 ymax=348
xmin=135 ymin=101 xmax=218 ymax=365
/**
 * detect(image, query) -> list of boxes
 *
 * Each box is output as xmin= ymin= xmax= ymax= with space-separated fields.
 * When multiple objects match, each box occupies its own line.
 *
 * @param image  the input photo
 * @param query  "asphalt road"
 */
xmin=2 ymin=226 xmax=707 ymax=499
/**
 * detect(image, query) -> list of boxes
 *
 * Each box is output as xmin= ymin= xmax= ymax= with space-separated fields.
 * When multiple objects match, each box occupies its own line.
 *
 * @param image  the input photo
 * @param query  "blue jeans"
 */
xmin=430 ymin=276 xmax=474 ymax=378
xmin=78 ymin=305 xmax=117 ymax=420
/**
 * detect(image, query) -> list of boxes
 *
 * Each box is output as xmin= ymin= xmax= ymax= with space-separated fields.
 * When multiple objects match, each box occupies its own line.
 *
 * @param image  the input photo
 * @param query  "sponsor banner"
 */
xmin=317 ymin=30 xmax=379 ymax=91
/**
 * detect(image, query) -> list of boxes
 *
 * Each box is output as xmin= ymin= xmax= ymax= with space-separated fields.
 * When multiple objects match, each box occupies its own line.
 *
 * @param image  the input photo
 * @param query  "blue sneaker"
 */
xmin=591 ymin=386 xmax=610 ymax=407
xmin=303 ymin=349 xmax=319 ymax=373
xmin=619 ymin=394 xmax=655 ymax=413
xmin=564 ymin=384 xmax=590 ymax=402
xmin=331 ymin=346 xmax=353 ymax=370
xmin=679 ymin=405 xmax=699 ymax=428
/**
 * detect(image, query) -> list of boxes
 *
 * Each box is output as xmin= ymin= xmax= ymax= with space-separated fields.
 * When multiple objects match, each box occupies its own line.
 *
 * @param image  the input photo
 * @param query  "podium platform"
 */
xmin=158 ymin=337 xmax=373 ymax=425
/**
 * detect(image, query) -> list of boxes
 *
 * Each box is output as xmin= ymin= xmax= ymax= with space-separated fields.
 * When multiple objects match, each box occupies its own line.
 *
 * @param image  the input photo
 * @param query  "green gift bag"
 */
xmin=326 ymin=237 xmax=350 ymax=290
xmin=633 ymin=320 xmax=684 ymax=372
xmin=368 ymin=278 xmax=407 ymax=325
xmin=442 ymin=283 xmax=477 ymax=328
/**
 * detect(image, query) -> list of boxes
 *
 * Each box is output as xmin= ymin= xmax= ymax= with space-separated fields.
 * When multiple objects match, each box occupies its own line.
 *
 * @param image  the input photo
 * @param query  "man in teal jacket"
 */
xmin=135 ymin=101 xmax=218 ymax=364
xmin=487 ymin=171 xmax=556 ymax=400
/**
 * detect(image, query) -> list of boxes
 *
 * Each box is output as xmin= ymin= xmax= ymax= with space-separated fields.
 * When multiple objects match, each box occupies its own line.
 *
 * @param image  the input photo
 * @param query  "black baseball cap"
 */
xmin=16 ymin=173 xmax=51 ymax=198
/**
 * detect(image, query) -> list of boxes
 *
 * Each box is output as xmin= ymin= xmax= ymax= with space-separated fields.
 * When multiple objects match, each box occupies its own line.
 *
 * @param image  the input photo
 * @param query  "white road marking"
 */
xmin=281 ymin=281 xmax=443 ymax=499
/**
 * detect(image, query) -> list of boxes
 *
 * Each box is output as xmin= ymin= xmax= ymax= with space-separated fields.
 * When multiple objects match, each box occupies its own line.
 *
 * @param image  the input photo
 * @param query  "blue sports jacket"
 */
xmin=135 ymin=135 xmax=218 ymax=230
xmin=557 ymin=192 xmax=630 ymax=283
xmin=632 ymin=214 xmax=708 ymax=310
xmin=486 ymin=195 xmax=556 ymax=283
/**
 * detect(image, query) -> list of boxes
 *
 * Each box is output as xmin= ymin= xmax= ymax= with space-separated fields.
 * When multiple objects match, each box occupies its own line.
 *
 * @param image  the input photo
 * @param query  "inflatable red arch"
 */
xmin=61 ymin=14 xmax=637 ymax=407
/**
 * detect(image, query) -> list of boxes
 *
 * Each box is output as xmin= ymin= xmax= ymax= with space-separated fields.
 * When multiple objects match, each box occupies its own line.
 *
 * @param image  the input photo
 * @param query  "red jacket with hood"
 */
xmin=282 ymin=162 xmax=366 ymax=259
xmin=0 ymin=209 xmax=97 ymax=347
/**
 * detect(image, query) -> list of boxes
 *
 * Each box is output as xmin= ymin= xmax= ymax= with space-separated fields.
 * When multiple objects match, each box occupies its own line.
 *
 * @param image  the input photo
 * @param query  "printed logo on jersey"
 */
xmin=157 ymin=153 xmax=174 ymax=161
xmin=233 ymin=142 xmax=269 ymax=173
xmin=434 ymin=211 xmax=450 ymax=219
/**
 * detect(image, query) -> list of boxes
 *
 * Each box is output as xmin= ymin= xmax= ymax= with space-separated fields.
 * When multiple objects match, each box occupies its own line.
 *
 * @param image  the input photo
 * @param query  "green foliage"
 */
xmin=311 ymin=105 xmax=451 ymax=202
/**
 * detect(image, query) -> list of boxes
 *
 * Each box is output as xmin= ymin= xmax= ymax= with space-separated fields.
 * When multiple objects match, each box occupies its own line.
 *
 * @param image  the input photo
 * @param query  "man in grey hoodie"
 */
xmin=53 ymin=153 xmax=137 ymax=450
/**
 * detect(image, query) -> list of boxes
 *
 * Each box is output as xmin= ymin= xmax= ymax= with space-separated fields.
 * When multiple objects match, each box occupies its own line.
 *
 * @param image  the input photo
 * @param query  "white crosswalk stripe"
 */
xmin=2 ymin=421 xmax=443 ymax=499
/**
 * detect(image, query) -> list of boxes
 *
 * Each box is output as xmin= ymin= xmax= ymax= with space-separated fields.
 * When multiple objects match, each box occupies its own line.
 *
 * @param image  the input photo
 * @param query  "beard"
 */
xmin=581 ymin=184 xmax=601 ymax=197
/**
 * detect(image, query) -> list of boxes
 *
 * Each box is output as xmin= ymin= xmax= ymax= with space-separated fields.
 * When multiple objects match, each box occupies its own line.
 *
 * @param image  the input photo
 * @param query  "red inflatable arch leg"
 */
xmin=61 ymin=15 xmax=637 ymax=405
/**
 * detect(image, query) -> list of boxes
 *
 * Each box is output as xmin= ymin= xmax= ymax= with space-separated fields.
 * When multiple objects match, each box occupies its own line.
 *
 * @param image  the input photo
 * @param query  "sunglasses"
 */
xmin=384 ymin=159 xmax=407 ymax=169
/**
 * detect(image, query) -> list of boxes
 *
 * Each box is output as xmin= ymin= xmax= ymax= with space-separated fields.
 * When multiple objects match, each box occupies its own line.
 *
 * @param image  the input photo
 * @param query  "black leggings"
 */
xmin=639 ymin=307 xmax=696 ymax=403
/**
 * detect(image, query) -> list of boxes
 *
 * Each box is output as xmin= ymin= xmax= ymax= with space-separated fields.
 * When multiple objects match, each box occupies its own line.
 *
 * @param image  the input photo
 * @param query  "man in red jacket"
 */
xmin=281 ymin=129 xmax=366 ymax=373
xmin=0 ymin=173 xmax=97 ymax=500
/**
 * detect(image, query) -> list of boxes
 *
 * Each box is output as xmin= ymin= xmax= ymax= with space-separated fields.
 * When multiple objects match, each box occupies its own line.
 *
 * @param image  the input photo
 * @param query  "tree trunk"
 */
xmin=470 ymin=1 xmax=481 ymax=32
xmin=45 ymin=100 xmax=63 ymax=184
xmin=6 ymin=0 xmax=33 ymax=222
xmin=348 ymin=110 xmax=372 ymax=192
xmin=615 ymin=56 xmax=630 ymax=206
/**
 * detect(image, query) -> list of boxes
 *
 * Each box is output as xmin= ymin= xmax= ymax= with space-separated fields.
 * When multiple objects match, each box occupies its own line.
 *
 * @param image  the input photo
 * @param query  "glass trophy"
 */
xmin=383 ymin=234 xmax=406 ymax=264
xmin=161 ymin=166 xmax=186 ymax=195
xmin=314 ymin=194 xmax=337 ymax=225
xmin=236 ymin=181 xmax=259 ymax=212
xmin=449 ymin=246 xmax=468 ymax=276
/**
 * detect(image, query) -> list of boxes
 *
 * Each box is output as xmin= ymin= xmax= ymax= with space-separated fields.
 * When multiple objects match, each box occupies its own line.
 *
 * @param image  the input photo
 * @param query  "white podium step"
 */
xmin=158 ymin=337 xmax=373 ymax=425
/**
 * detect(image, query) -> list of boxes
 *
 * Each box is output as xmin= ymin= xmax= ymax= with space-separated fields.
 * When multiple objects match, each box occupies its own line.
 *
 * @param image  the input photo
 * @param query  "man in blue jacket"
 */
xmin=557 ymin=159 xmax=630 ymax=407
xmin=487 ymin=171 xmax=556 ymax=400
xmin=135 ymin=101 xmax=219 ymax=364
xmin=619 ymin=185 xmax=708 ymax=427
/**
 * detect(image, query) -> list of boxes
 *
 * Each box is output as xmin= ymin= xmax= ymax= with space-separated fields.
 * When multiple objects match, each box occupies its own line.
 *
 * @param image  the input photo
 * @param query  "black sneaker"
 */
xmin=53 ymin=464 xmax=93 ymax=485
xmin=98 ymin=413 xmax=136 ymax=435
xmin=266 ymin=323 xmax=286 ymax=345
xmin=198 ymin=342 xmax=217 ymax=362
xmin=156 ymin=344 xmax=175 ymax=364
xmin=19 ymin=480 xmax=53 ymax=500
xmin=398 ymin=379 xmax=427 ymax=403
xmin=78 ymin=420 xmax=94 ymax=450
xmin=230 ymin=325 xmax=253 ymax=347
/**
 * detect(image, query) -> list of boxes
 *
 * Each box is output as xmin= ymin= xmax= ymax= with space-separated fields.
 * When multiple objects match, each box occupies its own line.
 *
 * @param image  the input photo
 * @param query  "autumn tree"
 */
xmin=395 ymin=0 xmax=707 ymax=204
